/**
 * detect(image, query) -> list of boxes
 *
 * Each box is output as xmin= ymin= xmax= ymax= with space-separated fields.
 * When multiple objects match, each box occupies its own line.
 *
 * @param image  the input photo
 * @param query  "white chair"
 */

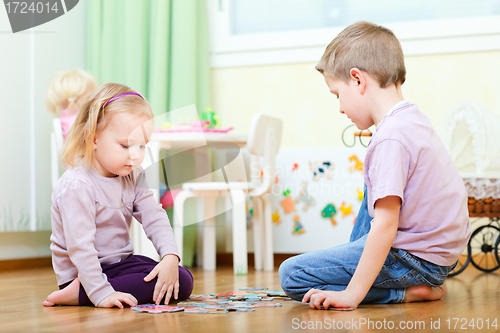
xmin=173 ymin=113 xmax=282 ymax=274
xmin=51 ymin=118 xmax=64 ymax=189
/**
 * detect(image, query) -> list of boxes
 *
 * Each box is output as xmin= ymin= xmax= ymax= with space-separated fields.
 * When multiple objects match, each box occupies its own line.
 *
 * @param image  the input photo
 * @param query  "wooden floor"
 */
xmin=1 ymin=263 xmax=500 ymax=333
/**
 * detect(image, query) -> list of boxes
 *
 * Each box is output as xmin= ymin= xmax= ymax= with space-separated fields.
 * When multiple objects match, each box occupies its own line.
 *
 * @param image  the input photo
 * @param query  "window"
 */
xmin=208 ymin=0 xmax=500 ymax=68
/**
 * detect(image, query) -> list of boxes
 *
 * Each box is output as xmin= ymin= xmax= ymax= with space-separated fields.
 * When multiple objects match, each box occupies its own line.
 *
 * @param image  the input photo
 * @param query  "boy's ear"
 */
xmin=349 ymin=68 xmax=366 ymax=95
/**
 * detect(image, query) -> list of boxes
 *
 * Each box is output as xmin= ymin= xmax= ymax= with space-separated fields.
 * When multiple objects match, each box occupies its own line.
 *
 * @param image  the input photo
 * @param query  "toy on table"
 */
xmin=321 ymin=204 xmax=338 ymax=226
xmin=201 ymin=106 xmax=220 ymax=129
xmin=157 ymin=107 xmax=232 ymax=133
xmin=131 ymin=305 xmax=185 ymax=314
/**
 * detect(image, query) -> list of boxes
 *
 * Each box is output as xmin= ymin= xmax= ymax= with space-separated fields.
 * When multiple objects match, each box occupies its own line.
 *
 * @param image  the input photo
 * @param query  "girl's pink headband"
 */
xmin=102 ymin=92 xmax=144 ymax=109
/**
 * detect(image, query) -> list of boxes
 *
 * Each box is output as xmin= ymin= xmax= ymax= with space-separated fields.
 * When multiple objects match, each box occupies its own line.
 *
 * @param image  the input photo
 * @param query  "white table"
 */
xmin=132 ymin=131 xmax=248 ymax=260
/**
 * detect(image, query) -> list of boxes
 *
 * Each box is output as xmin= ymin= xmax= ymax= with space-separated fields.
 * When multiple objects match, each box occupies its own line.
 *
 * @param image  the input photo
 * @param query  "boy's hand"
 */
xmin=302 ymin=289 xmax=360 ymax=310
xmin=97 ymin=292 xmax=138 ymax=309
xmin=144 ymin=254 xmax=180 ymax=305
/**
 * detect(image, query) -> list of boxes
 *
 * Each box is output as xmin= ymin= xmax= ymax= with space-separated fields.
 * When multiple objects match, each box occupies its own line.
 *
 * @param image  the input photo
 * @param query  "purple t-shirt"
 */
xmin=50 ymin=164 xmax=179 ymax=306
xmin=364 ymin=102 xmax=471 ymax=266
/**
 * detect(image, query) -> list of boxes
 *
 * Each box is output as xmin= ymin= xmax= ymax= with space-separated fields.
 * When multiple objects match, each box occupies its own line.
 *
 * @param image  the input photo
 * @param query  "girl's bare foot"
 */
xmin=43 ymin=278 xmax=80 ymax=306
xmin=403 ymin=285 xmax=445 ymax=303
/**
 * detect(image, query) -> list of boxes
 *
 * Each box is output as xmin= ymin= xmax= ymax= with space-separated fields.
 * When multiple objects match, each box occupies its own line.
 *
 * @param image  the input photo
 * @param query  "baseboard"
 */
xmin=0 ymin=257 xmax=52 ymax=272
xmin=215 ymin=253 xmax=297 ymax=267
xmin=0 ymin=254 xmax=298 ymax=272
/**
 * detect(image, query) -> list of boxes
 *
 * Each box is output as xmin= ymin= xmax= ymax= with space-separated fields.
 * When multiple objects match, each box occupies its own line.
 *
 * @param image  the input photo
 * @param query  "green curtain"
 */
xmin=86 ymin=0 xmax=210 ymax=116
xmin=86 ymin=0 xmax=211 ymax=266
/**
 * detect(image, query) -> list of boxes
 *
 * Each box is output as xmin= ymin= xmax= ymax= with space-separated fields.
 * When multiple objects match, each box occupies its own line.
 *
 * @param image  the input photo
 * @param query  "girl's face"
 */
xmin=92 ymin=112 xmax=153 ymax=178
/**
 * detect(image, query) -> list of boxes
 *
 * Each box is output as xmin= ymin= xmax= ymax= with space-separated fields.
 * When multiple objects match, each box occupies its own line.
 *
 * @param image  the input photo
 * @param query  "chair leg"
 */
xmin=262 ymin=195 xmax=274 ymax=271
xmin=173 ymin=190 xmax=196 ymax=267
xmin=253 ymin=197 xmax=264 ymax=271
xmin=203 ymin=197 xmax=216 ymax=271
xmin=231 ymin=189 xmax=248 ymax=275
xmin=196 ymin=198 xmax=205 ymax=267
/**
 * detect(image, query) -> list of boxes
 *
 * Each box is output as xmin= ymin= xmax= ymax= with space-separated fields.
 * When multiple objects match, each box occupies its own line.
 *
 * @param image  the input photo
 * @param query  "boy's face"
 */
xmin=324 ymin=74 xmax=373 ymax=130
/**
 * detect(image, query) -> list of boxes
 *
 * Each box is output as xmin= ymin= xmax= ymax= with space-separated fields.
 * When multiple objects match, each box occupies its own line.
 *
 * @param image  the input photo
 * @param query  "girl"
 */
xmin=45 ymin=69 xmax=97 ymax=139
xmin=43 ymin=83 xmax=193 ymax=308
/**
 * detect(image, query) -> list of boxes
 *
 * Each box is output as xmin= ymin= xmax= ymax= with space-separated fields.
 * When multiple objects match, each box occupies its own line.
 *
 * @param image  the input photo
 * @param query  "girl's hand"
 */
xmin=97 ymin=292 xmax=138 ymax=309
xmin=144 ymin=254 xmax=180 ymax=305
xmin=302 ymin=289 xmax=360 ymax=310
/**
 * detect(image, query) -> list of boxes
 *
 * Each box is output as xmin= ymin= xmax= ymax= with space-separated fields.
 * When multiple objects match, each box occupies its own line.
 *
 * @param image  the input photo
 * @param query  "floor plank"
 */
xmin=1 ymin=264 xmax=499 ymax=333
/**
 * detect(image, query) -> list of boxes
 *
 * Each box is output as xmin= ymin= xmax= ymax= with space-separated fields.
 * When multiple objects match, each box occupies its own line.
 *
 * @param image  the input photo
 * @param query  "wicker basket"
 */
xmin=468 ymin=197 xmax=500 ymax=217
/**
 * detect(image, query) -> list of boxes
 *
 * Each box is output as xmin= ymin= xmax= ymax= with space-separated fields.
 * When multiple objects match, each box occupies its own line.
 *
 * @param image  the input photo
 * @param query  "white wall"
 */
xmin=211 ymin=51 xmax=500 ymax=148
xmin=0 ymin=3 xmax=86 ymax=258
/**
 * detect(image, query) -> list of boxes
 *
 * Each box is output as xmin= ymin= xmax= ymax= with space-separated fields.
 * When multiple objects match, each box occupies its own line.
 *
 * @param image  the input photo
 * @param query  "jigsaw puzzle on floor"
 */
xmin=131 ymin=288 xmax=291 ymax=314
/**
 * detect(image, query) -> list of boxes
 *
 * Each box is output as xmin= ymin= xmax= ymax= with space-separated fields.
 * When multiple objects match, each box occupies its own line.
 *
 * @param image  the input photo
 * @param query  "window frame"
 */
xmin=207 ymin=0 xmax=500 ymax=68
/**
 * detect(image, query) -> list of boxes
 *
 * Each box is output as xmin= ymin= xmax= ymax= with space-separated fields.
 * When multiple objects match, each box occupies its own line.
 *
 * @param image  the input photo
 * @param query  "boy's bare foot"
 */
xmin=43 ymin=278 xmax=80 ymax=306
xmin=403 ymin=285 xmax=445 ymax=303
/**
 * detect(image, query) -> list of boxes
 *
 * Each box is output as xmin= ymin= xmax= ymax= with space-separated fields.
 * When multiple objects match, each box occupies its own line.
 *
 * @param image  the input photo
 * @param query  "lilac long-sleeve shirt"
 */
xmin=50 ymin=164 xmax=179 ymax=306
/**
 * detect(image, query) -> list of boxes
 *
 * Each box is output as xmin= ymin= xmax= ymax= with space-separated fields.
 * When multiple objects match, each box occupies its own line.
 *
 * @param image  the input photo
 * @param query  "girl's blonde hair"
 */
xmin=316 ymin=21 xmax=406 ymax=88
xmin=45 ymin=69 xmax=97 ymax=115
xmin=62 ymin=83 xmax=154 ymax=167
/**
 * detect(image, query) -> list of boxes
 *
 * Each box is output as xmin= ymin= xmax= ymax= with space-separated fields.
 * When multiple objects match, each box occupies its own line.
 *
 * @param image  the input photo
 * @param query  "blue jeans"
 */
xmin=279 ymin=185 xmax=456 ymax=304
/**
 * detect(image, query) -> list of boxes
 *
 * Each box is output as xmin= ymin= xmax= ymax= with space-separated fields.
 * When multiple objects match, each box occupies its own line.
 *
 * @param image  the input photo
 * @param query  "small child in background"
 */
xmin=45 ymin=69 xmax=97 ymax=139
xmin=279 ymin=21 xmax=471 ymax=310
xmin=43 ymin=83 xmax=193 ymax=308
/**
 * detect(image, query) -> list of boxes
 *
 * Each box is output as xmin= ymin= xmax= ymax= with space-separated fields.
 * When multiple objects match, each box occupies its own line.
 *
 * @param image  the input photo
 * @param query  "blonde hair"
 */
xmin=45 ymin=69 xmax=97 ymax=115
xmin=62 ymin=83 xmax=154 ymax=167
xmin=316 ymin=21 xmax=406 ymax=88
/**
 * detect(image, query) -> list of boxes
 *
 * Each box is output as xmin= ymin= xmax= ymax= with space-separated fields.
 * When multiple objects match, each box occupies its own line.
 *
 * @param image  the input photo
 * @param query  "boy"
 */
xmin=279 ymin=21 xmax=470 ymax=310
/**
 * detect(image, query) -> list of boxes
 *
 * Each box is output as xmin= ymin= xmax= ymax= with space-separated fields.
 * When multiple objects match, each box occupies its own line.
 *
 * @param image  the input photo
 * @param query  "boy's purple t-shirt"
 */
xmin=50 ymin=165 xmax=179 ymax=306
xmin=364 ymin=102 xmax=471 ymax=266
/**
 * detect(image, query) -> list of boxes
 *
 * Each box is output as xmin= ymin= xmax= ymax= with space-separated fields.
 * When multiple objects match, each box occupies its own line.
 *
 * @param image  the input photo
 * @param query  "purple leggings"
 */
xmin=59 ymin=255 xmax=194 ymax=306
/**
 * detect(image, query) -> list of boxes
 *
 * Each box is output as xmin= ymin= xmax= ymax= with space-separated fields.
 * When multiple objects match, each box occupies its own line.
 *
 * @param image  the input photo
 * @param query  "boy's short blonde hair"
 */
xmin=45 ymin=69 xmax=97 ymax=115
xmin=62 ymin=83 xmax=154 ymax=168
xmin=316 ymin=21 xmax=406 ymax=88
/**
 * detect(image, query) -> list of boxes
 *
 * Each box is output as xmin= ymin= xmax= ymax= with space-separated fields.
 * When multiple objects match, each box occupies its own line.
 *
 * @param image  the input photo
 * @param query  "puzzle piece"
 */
xmin=131 ymin=305 xmax=185 ymax=314
xmin=185 ymin=307 xmax=228 ymax=314
xmin=251 ymin=302 xmax=282 ymax=308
